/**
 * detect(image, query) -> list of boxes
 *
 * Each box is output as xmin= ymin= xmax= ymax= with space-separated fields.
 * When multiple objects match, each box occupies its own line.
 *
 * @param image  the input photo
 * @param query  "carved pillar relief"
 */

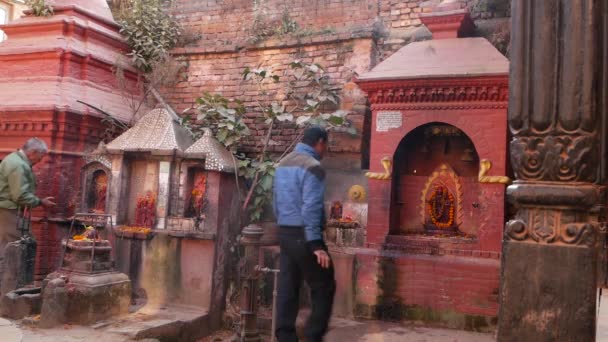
xmin=509 ymin=0 xmax=603 ymax=183
xmin=499 ymin=0 xmax=608 ymax=340
xmin=507 ymin=0 xmax=606 ymax=243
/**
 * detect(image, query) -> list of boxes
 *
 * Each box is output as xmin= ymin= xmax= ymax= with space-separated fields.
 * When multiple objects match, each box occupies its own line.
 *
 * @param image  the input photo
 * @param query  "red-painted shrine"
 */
xmin=354 ymin=4 xmax=509 ymax=322
xmin=0 ymin=0 xmax=141 ymax=278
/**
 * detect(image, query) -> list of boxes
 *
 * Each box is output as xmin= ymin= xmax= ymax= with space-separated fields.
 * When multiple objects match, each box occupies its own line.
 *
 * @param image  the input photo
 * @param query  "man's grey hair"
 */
xmin=23 ymin=138 xmax=48 ymax=153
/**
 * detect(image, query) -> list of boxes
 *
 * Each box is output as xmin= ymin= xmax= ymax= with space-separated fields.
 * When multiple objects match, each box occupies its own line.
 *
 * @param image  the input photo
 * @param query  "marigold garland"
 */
xmin=427 ymin=185 xmax=455 ymax=229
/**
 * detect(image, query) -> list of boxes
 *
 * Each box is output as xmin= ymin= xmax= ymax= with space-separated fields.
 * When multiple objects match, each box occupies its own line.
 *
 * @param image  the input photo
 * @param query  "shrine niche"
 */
xmin=392 ymin=123 xmax=479 ymax=237
xmin=81 ymin=156 xmax=112 ymax=214
xmin=184 ymin=167 xmax=207 ymax=230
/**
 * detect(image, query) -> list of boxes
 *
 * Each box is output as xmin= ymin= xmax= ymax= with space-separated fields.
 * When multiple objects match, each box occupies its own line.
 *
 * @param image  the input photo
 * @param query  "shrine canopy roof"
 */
xmin=185 ymin=128 xmax=236 ymax=173
xmin=106 ymin=109 xmax=194 ymax=156
xmin=356 ymin=37 xmax=508 ymax=82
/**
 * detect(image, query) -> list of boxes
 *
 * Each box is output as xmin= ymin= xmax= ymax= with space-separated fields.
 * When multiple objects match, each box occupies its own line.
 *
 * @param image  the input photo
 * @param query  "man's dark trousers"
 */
xmin=276 ymin=227 xmax=335 ymax=342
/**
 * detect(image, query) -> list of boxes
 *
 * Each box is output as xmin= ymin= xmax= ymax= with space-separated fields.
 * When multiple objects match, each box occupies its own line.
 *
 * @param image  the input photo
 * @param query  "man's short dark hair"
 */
xmin=302 ymin=126 xmax=328 ymax=146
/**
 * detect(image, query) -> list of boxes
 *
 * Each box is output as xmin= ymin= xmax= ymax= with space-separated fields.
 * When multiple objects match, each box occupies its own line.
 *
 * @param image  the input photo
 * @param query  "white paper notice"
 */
xmin=376 ymin=111 xmax=402 ymax=132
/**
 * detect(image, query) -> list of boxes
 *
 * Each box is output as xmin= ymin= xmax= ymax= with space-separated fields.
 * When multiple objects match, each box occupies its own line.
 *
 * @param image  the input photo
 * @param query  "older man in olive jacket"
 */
xmin=0 ymin=138 xmax=56 ymax=289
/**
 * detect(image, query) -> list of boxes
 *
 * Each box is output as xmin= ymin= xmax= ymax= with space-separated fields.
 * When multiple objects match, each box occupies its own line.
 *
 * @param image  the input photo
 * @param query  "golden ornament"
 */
xmin=348 ymin=185 xmax=367 ymax=202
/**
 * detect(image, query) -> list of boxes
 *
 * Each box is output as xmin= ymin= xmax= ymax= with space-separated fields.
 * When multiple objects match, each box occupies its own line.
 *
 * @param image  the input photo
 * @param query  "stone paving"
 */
xmin=324 ymin=318 xmax=493 ymax=342
xmin=3 ymin=291 xmax=608 ymax=342
xmin=0 ymin=318 xmax=22 ymax=342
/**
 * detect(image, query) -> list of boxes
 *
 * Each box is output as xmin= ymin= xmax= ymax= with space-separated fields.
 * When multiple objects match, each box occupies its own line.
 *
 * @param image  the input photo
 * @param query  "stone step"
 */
xmin=105 ymin=305 xmax=210 ymax=341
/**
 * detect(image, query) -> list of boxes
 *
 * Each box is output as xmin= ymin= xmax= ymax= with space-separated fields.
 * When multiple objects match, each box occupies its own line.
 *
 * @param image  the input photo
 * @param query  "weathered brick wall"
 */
xmin=172 ymin=0 xmax=508 ymax=49
xmin=166 ymin=0 xmax=510 ymax=159
xmin=355 ymin=251 xmax=500 ymax=326
xmin=166 ymin=38 xmax=372 ymax=155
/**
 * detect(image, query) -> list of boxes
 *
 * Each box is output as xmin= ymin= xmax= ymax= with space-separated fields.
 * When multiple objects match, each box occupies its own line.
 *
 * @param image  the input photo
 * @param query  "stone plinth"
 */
xmin=41 ymin=271 xmax=131 ymax=326
xmin=0 ymin=287 xmax=42 ymax=320
xmin=61 ymin=239 xmax=114 ymax=273
xmin=40 ymin=239 xmax=131 ymax=326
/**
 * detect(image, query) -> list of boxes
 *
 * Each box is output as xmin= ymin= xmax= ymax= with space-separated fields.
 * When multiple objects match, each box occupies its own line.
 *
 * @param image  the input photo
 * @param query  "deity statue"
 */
xmin=329 ymin=201 xmax=343 ymax=220
xmin=93 ymin=172 xmax=107 ymax=213
xmin=88 ymin=170 xmax=108 ymax=214
xmin=192 ymin=173 xmax=206 ymax=213
xmin=135 ymin=191 xmax=156 ymax=228
xmin=427 ymin=185 xmax=455 ymax=229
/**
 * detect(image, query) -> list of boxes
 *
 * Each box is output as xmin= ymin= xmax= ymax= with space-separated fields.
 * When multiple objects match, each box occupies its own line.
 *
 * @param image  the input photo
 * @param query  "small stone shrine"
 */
xmin=82 ymin=108 xmax=239 ymax=318
xmin=41 ymin=214 xmax=131 ymax=326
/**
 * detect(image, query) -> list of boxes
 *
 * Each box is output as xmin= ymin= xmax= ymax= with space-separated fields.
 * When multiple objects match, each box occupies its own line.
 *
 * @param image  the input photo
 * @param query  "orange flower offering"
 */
xmin=119 ymin=226 xmax=152 ymax=235
xmin=119 ymin=226 xmax=152 ymax=234
xmin=71 ymin=225 xmax=98 ymax=241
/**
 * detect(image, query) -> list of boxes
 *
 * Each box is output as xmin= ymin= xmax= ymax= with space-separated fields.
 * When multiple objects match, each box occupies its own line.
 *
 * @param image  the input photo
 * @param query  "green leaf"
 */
xmin=308 ymin=64 xmax=319 ymax=73
xmin=271 ymin=102 xmax=284 ymax=114
xmin=306 ymin=99 xmax=319 ymax=107
xmin=296 ymin=115 xmax=312 ymax=126
xmin=217 ymin=129 xmax=228 ymax=142
xmin=332 ymin=109 xmax=348 ymax=118
xmin=329 ymin=116 xmax=344 ymax=125
xmin=242 ymin=67 xmax=251 ymax=80
xmin=346 ymin=127 xmax=358 ymax=136
xmin=276 ymin=113 xmax=294 ymax=122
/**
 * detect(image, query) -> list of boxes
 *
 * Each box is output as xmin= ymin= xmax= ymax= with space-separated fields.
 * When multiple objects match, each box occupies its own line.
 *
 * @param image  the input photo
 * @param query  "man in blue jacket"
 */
xmin=273 ymin=126 xmax=335 ymax=342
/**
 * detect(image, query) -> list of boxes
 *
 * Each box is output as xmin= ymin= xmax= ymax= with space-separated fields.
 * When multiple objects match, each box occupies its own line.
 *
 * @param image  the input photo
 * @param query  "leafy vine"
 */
xmin=184 ymin=60 xmax=356 ymax=222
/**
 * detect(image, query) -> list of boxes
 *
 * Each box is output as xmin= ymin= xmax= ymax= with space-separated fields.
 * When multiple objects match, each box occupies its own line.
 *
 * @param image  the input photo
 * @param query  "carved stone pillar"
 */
xmin=239 ymin=224 xmax=264 ymax=342
xmin=498 ymin=0 xmax=608 ymax=341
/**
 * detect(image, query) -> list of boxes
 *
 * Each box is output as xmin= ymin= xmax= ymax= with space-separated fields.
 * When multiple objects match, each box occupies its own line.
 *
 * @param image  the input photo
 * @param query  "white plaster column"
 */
xmin=156 ymin=161 xmax=171 ymax=229
xmin=108 ymin=154 xmax=124 ymax=226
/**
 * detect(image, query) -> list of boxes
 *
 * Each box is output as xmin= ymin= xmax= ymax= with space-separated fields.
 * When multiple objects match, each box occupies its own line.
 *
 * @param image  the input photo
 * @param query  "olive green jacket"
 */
xmin=0 ymin=151 xmax=41 ymax=209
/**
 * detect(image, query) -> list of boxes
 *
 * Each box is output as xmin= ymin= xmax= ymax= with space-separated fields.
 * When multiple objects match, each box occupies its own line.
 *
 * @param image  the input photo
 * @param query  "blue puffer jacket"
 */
xmin=273 ymin=143 xmax=326 ymax=248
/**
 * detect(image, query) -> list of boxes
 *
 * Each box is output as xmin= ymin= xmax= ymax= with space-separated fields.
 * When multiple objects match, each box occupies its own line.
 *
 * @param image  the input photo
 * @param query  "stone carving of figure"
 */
xmin=330 ymin=201 xmax=343 ymax=220
xmin=427 ymin=185 xmax=455 ymax=229
xmin=88 ymin=170 xmax=107 ymax=214
xmin=94 ymin=172 xmax=107 ymax=213
xmin=135 ymin=191 xmax=156 ymax=228
xmin=191 ymin=173 xmax=206 ymax=215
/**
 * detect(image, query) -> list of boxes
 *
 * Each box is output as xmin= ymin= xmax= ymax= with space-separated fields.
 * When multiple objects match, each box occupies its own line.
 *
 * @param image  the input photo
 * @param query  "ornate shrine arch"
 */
xmin=391 ymin=122 xmax=480 ymax=236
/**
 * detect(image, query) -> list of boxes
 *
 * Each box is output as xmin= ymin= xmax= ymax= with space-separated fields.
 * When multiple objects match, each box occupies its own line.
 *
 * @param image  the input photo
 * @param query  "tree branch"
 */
xmin=77 ymin=100 xmax=129 ymax=130
xmin=242 ymin=119 xmax=275 ymax=213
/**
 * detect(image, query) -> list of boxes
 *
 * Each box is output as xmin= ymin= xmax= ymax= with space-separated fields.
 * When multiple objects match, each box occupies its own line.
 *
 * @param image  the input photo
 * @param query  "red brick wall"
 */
xmin=165 ymin=39 xmax=372 ymax=155
xmin=172 ymin=0 xmax=508 ymax=49
xmin=355 ymin=251 xmax=500 ymax=320
xmin=167 ymin=0 xmax=510 ymax=157
xmin=0 ymin=111 xmax=110 ymax=279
